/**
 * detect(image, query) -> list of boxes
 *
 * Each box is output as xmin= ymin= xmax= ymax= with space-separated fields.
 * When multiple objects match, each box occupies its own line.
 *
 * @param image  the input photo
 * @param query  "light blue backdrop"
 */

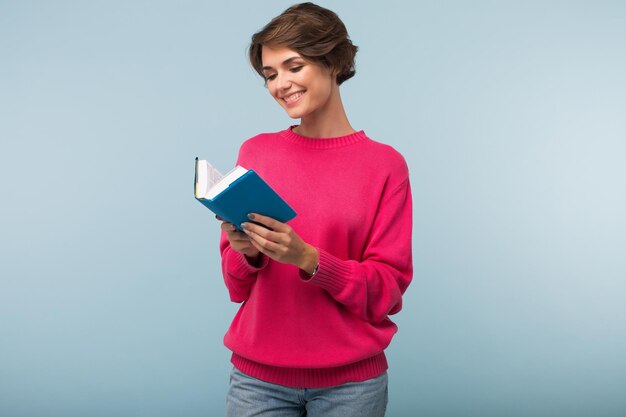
xmin=1 ymin=1 xmax=625 ymax=416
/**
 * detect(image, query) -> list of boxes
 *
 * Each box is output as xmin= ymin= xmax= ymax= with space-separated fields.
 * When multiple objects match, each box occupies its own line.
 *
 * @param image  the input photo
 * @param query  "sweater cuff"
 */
xmin=300 ymin=248 xmax=352 ymax=294
xmin=230 ymin=250 xmax=268 ymax=276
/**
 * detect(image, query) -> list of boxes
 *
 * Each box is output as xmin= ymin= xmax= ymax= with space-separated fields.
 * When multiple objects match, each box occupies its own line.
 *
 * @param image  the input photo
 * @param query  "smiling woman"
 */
xmin=263 ymin=46 xmax=338 ymax=123
xmin=217 ymin=3 xmax=414 ymax=417
xmin=249 ymin=2 xmax=357 ymax=137
xmin=260 ymin=46 xmax=339 ymax=123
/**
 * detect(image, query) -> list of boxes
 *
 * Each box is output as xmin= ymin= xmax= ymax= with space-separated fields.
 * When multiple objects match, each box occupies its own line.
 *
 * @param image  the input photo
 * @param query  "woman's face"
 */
xmin=261 ymin=46 xmax=337 ymax=120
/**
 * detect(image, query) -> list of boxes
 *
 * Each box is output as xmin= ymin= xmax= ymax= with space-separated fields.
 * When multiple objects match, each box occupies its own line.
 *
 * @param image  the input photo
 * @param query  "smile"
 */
xmin=282 ymin=91 xmax=305 ymax=104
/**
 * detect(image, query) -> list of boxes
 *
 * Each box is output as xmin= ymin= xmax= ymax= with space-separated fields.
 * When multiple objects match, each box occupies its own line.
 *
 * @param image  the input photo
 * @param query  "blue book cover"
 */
xmin=194 ymin=159 xmax=296 ymax=231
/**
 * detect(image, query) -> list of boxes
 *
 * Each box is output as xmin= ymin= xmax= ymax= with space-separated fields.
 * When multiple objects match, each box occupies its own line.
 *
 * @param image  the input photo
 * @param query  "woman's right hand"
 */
xmin=219 ymin=218 xmax=261 ymax=260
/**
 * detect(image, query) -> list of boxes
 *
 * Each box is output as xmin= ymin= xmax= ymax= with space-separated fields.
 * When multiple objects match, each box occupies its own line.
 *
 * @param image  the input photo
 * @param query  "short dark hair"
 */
xmin=249 ymin=2 xmax=358 ymax=85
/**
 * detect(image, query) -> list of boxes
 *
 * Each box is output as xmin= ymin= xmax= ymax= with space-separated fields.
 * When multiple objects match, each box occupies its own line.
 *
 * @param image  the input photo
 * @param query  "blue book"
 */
xmin=194 ymin=158 xmax=297 ymax=231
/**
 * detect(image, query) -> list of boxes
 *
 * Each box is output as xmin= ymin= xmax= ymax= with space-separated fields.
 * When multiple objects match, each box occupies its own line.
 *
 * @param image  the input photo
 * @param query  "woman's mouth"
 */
xmin=282 ymin=91 xmax=305 ymax=105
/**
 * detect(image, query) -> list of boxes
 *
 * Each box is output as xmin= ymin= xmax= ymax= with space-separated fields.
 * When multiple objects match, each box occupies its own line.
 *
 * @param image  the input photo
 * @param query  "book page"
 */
xmin=206 ymin=165 xmax=248 ymax=199
xmin=196 ymin=160 xmax=224 ymax=198
xmin=204 ymin=162 xmax=224 ymax=193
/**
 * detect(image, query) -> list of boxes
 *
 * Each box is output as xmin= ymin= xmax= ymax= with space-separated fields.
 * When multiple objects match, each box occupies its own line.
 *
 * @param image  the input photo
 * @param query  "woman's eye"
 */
xmin=264 ymin=66 xmax=302 ymax=83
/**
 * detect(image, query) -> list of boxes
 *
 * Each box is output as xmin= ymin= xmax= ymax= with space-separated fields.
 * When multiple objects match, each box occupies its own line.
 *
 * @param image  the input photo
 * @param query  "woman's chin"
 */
xmin=285 ymin=109 xmax=305 ymax=119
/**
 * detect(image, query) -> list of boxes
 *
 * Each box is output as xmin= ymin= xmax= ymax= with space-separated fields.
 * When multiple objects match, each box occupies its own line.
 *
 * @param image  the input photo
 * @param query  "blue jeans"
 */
xmin=226 ymin=367 xmax=388 ymax=417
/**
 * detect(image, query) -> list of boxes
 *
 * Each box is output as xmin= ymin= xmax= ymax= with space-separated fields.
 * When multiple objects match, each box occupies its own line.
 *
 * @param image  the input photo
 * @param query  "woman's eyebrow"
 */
xmin=262 ymin=56 xmax=303 ymax=71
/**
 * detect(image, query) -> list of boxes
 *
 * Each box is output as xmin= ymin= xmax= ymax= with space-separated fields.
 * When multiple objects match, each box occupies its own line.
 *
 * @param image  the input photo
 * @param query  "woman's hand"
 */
xmin=219 ymin=217 xmax=261 ymax=260
xmin=241 ymin=213 xmax=319 ymax=275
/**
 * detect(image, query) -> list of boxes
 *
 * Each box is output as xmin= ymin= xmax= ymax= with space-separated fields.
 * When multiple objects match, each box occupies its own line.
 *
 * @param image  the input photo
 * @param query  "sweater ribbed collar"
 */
xmin=280 ymin=125 xmax=367 ymax=149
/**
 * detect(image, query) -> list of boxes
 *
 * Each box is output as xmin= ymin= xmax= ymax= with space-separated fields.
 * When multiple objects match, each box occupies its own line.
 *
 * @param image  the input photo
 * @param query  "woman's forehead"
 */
xmin=261 ymin=46 xmax=303 ymax=67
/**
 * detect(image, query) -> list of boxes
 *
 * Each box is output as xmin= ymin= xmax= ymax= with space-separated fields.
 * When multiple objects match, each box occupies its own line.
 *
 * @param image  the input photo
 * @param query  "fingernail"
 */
xmin=247 ymin=213 xmax=255 ymax=220
xmin=241 ymin=222 xmax=249 ymax=229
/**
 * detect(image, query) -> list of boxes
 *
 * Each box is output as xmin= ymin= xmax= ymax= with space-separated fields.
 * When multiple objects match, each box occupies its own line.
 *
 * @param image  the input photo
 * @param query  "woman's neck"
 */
xmin=293 ymin=87 xmax=356 ymax=138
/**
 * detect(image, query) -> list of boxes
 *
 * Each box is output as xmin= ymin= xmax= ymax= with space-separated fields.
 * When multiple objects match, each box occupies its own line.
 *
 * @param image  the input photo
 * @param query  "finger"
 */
xmin=247 ymin=235 xmax=279 ymax=258
xmin=220 ymin=222 xmax=237 ymax=232
xmin=244 ymin=227 xmax=281 ymax=254
xmin=246 ymin=213 xmax=288 ymax=232
xmin=230 ymin=232 xmax=251 ymax=242
xmin=241 ymin=221 xmax=285 ymax=244
xmin=232 ymin=241 xmax=257 ymax=253
xmin=220 ymin=223 xmax=250 ymax=242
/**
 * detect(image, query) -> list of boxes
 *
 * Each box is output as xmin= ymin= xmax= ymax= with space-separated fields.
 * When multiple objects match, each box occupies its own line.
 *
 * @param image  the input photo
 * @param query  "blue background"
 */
xmin=1 ymin=1 xmax=625 ymax=416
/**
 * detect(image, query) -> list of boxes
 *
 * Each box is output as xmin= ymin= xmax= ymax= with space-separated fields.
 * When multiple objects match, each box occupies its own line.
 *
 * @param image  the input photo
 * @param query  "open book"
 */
xmin=194 ymin=158 xmax=297 ymax=231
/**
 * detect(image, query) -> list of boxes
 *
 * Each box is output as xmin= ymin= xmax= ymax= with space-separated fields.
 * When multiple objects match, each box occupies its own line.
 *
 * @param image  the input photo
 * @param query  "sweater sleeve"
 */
xmin=220 ymin=231 xmax=269 ymax=303
xmin=301 ymin=177 xmax=413 ymax=323
xmin=219 ymin=137 xmax=271 ymax=303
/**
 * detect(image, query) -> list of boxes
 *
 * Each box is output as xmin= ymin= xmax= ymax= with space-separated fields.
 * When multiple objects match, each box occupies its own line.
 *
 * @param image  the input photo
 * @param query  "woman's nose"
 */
xmin=276 ymin=72 xmax=292 ymax=91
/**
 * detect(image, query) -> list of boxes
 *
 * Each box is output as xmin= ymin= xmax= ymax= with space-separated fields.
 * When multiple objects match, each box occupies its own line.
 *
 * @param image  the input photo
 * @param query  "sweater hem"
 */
xmin=230 ymin=352 xmax=388 ymax=388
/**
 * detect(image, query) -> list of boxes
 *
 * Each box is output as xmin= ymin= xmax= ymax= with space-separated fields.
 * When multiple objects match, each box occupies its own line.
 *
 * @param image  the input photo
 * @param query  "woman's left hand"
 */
xmin=241 ymin=213 xmax=318 ymax=275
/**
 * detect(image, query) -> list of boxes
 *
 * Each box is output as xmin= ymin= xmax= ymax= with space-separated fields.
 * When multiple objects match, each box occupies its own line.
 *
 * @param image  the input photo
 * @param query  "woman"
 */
xmin=219 ymin=3 xmax=413 ymax=416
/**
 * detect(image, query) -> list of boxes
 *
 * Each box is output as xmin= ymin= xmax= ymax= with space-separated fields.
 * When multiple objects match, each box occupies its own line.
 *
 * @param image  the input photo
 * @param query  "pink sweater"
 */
xmin=220 ymin=126 xmax=413 ymax=388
